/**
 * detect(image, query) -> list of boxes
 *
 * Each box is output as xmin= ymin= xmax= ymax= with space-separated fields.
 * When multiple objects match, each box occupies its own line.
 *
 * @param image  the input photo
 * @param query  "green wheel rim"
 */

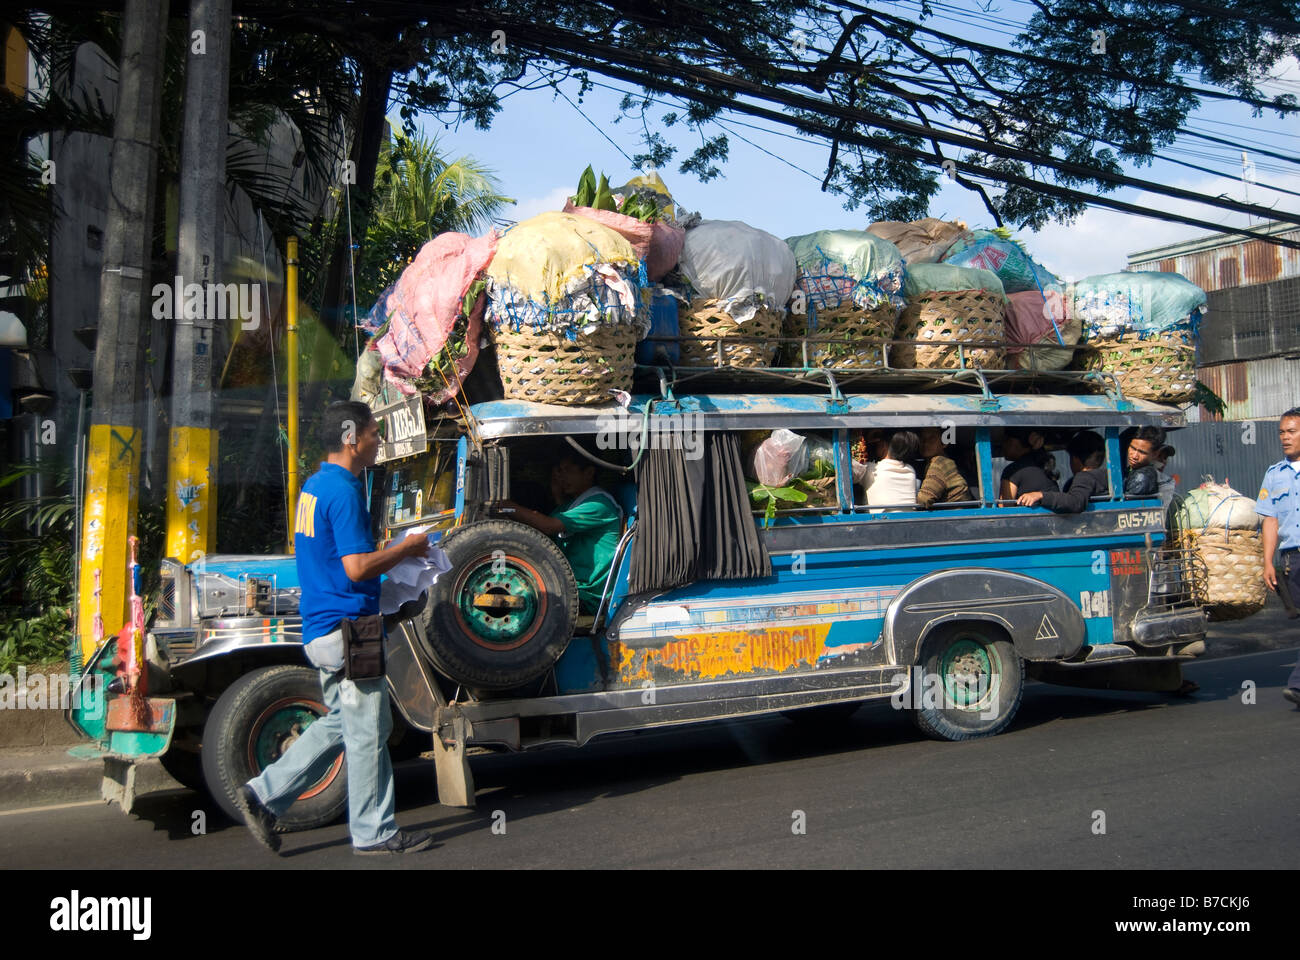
xmin=940 ymin=636 xmax=999 ymax=709
xmin=457 ymin=558 xmax=542 ymax=646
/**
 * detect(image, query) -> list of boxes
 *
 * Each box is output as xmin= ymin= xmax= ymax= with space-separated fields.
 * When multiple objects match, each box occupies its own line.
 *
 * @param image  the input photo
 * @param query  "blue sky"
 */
xmin=422 ymin=4 xmax=1300 ymax=280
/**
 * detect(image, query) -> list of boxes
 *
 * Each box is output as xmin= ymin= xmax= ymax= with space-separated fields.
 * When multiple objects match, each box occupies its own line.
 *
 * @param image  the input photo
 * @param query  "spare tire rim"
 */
xmin=940 ymin=637 xmax=999 ymax=710
xmin=248 ymin=697 xmax=343 ymax=800
xmin=454 ymin=554 xmax=547 ymax=651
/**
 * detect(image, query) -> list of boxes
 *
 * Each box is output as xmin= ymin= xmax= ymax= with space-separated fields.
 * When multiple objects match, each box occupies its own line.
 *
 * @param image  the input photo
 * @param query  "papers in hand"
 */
xmin=379 ymin=525 xmax=453 ymax=614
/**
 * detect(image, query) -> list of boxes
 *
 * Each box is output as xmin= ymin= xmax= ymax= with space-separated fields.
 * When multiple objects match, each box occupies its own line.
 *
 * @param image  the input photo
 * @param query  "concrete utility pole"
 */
xmin=77 ymin=0 xmax=169 ymax=666
xmin=167 ymin=0 xmax=231 ymax=565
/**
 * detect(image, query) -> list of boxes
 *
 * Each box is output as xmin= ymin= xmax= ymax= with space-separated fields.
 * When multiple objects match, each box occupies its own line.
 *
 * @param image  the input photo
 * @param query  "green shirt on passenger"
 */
xmin=551 ymin=486 xmax=623 ymax=613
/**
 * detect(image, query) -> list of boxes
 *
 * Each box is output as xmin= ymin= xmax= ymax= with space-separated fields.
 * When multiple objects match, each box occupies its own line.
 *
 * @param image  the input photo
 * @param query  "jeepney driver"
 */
xmin=495 ymin=445 xmax=624 ymax=614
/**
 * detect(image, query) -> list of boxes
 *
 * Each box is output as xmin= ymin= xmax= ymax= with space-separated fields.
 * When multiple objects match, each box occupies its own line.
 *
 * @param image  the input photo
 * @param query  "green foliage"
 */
xmin=1193 ymin=379 xmax=1229 ymax=418
xmin=573 ymin=165 xmax=597 ymax=207
xmin=0 ymin=461 xmax=76 ymax=669
xmin=351 ymin=125 xmax=513 ymax=309
xmin=0 ymin=608 xmax=71 ymax=675
xmin=747 ymin=478 xmax=813 ymax=526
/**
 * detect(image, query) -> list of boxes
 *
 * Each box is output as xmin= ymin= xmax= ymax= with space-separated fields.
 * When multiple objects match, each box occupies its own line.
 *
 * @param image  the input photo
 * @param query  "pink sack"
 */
xmin=562 ymin=200 xmax=685 ymax=281
xmin=375 ymin=231 xmax=498 ymax=383
xmin=1005 ymin=290 xmax=1062 ymax=354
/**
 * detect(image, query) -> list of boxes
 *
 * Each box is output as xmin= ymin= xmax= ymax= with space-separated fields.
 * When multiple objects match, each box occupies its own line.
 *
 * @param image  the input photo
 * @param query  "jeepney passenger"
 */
xmin=1120 ymin=426 xmax=1165 ymax=498
xmin=916 ymin=427 xmax=971 ymax=508
xmin=999 ymin=428 xmax=1059 ymax=501
xmin=866 ymin=431 xmax=920 ymax=510
xmin=494 ymin=444 xmax=623 ymax=614
xmin=1016 ymin=431 xmax=1108 ymax=513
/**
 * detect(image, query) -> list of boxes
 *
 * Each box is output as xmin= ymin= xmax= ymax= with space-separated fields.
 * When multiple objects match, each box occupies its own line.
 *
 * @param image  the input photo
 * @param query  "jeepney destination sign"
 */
xmin=375 ymin=395 xmax=427 ymax=463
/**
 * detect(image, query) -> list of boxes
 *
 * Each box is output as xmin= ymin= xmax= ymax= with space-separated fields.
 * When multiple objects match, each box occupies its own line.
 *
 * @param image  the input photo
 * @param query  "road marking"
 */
xmin=0 ymin=799 xmax=103 ymax=817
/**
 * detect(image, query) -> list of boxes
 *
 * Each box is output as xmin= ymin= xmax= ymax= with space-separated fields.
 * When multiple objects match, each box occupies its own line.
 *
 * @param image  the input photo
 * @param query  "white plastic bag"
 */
xmin=752 ymin=429 xmax=808 ymax=486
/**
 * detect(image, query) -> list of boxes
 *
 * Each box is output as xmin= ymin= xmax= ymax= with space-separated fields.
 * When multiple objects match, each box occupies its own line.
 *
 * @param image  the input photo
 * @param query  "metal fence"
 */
xmin=1199 ymin=276 xmax=1300 ymax=364
xmin=1167 ymin=419 xmax=1287 ymax=497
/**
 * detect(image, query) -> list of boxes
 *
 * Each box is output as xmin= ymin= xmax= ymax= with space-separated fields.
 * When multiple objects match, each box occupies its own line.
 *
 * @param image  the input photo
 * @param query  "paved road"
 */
xmin=3 ymin=640 xmax=1296 ymax=869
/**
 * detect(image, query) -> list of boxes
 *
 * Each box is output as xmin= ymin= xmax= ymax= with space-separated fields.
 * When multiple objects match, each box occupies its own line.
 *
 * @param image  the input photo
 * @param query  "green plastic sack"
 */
xmin=785 ymin=229 xmax=905 ymax=311
xmin=786 ymin=230 xmax=904 ymax=284
xmin=903 ymin=263 xmax=1005 ymax=300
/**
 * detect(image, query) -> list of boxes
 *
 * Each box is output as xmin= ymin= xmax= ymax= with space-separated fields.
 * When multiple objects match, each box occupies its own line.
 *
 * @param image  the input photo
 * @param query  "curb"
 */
xmin=0 ymin=752 xmax=180 ymax=812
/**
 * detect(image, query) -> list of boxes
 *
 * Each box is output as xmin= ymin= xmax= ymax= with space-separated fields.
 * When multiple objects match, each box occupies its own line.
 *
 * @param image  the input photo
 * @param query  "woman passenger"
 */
xmin=867 ymin=430 xmax=920 ymax=511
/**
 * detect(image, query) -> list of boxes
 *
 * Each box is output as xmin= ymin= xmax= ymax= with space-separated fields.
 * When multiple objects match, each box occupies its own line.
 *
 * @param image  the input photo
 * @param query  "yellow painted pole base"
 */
xmin=165 ymin=425 xmax=218 ymax=565
xmin=78 ymin=425 xmax=141 ymax=666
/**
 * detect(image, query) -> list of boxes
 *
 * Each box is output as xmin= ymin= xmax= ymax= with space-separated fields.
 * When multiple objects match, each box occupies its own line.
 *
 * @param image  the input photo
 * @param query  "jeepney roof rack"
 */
xmin=636 ymin=335 xmax=1137 ymax=411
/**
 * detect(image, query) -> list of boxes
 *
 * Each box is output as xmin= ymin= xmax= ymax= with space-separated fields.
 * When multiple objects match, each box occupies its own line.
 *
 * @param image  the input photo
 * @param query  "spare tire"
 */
xmin=418 ymin=519 xmax=578 ymax=689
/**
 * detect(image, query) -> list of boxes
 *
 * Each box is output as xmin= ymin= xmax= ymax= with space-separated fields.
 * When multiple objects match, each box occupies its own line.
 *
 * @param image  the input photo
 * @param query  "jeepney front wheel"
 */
xmin=201 ymin=665 xmax=348 ymax=832
xmin=419 ymin=520 xmax=578 ymax=690
xmin=911 ymin=623 xmax=1024 ymax=741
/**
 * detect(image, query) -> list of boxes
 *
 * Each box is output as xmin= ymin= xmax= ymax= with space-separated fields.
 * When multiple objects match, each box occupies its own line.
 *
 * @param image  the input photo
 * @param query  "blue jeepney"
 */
xmin=70 ymin=379 xmax=1207 ymax=827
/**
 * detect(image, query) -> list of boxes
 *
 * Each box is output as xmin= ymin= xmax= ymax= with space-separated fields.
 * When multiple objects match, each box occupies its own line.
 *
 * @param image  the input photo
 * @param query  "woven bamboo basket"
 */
xmin=1081 ymin=328 xmax=1197 ymax=403
xmin=892 ymin=289 xmax=1006 ymax=369
xmin=784 ymin=303 xmax=899 ymax=368
xmin=678 ymin=299 xmax=784 ymax=367
xmin=1176 ymin=527 xmax=1267 ymax=621
xmin=493 ymin=323 xmax=635 ymax=405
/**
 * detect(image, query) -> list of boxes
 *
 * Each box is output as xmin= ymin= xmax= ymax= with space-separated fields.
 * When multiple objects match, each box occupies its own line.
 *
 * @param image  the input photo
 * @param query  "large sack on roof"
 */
xmin=485 ymin=211 xmax=647 ymax=404
xmin=371 ymin=230 xmax=499 ymax=396
xmin=941 ymin=229 xmax=1061 ymax=295
xmin=486 ymin=210 xmax=641 ymax=312
xmin=903 ymin=262 xmax=1005 ymax=299
xmin=677 ymin=219 xmax=797 ymax=323
xmin=1005 ymin=290 xmax=1079 ymax=370
xmin=562 ymin=198 xmax=685 ymax=281
xmin=1071 ymin=271 xmax=1207 ymax=339
xmin=785 ymin=229 xmax=905 ymax=311
xmin=866 ymin=218 xmax=967 ymax=264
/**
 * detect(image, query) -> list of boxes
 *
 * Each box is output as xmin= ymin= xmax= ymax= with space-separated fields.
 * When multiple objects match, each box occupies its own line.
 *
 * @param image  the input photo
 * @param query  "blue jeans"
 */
xmin=246 ymin=628 xmax=398 ymax=848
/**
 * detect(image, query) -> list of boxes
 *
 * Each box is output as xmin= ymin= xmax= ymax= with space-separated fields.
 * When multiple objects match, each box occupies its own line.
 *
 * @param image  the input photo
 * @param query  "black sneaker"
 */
xmin=353 ymin=829 xmax=435 ymax=856
xmin=235 ymin=784 xmax=281 ymax=854
xmin=1283 ymin=688 xmax=1300 ymax=707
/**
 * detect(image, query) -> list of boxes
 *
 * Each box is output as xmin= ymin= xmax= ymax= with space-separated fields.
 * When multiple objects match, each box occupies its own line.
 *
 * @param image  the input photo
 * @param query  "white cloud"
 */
xmin=503 ymin=185 xmax=571 ymax=225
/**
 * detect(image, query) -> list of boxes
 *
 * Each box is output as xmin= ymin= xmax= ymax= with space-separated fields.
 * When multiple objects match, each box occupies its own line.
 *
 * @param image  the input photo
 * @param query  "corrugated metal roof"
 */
xmin=1129 ymin=219 xmax=1300 ymax=263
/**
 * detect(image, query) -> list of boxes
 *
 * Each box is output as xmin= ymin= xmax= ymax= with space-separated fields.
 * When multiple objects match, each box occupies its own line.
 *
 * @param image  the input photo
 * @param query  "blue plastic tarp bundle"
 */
xmin=1071 ymin=271 xmax=1208 ymax=339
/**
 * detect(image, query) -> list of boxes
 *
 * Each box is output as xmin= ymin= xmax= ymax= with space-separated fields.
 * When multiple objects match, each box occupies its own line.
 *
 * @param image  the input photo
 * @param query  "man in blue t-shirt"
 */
xmin=237 ymin=401 xmax=435 ymax=855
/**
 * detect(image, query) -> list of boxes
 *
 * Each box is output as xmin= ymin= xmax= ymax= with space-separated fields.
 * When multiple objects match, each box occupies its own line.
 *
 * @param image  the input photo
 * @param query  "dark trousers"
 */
xmin=1282 ymin=550 xmax=1300 ymax=690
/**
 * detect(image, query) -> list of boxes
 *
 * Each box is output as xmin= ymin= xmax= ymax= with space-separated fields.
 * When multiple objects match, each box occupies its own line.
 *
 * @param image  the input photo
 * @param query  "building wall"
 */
xmin=1198 ymin=357 xmax=1300 ymax=422
xmin=1169 ymin=419 xmax=1289 ymax=498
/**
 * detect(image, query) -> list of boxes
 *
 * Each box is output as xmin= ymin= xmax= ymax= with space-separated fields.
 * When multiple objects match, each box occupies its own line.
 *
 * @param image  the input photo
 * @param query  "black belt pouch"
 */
xmin=341 ymin=614 xmax=385 ymax=680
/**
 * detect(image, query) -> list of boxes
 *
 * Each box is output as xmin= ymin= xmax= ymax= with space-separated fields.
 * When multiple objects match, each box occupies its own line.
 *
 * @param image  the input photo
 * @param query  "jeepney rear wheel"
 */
xmin=201 ymin=665 xmax=348 ymax=832
xmin=419 ymin=520 xmax=578 ymax=690
xmin=911 ymin=623 xmax=1024 ymax=741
